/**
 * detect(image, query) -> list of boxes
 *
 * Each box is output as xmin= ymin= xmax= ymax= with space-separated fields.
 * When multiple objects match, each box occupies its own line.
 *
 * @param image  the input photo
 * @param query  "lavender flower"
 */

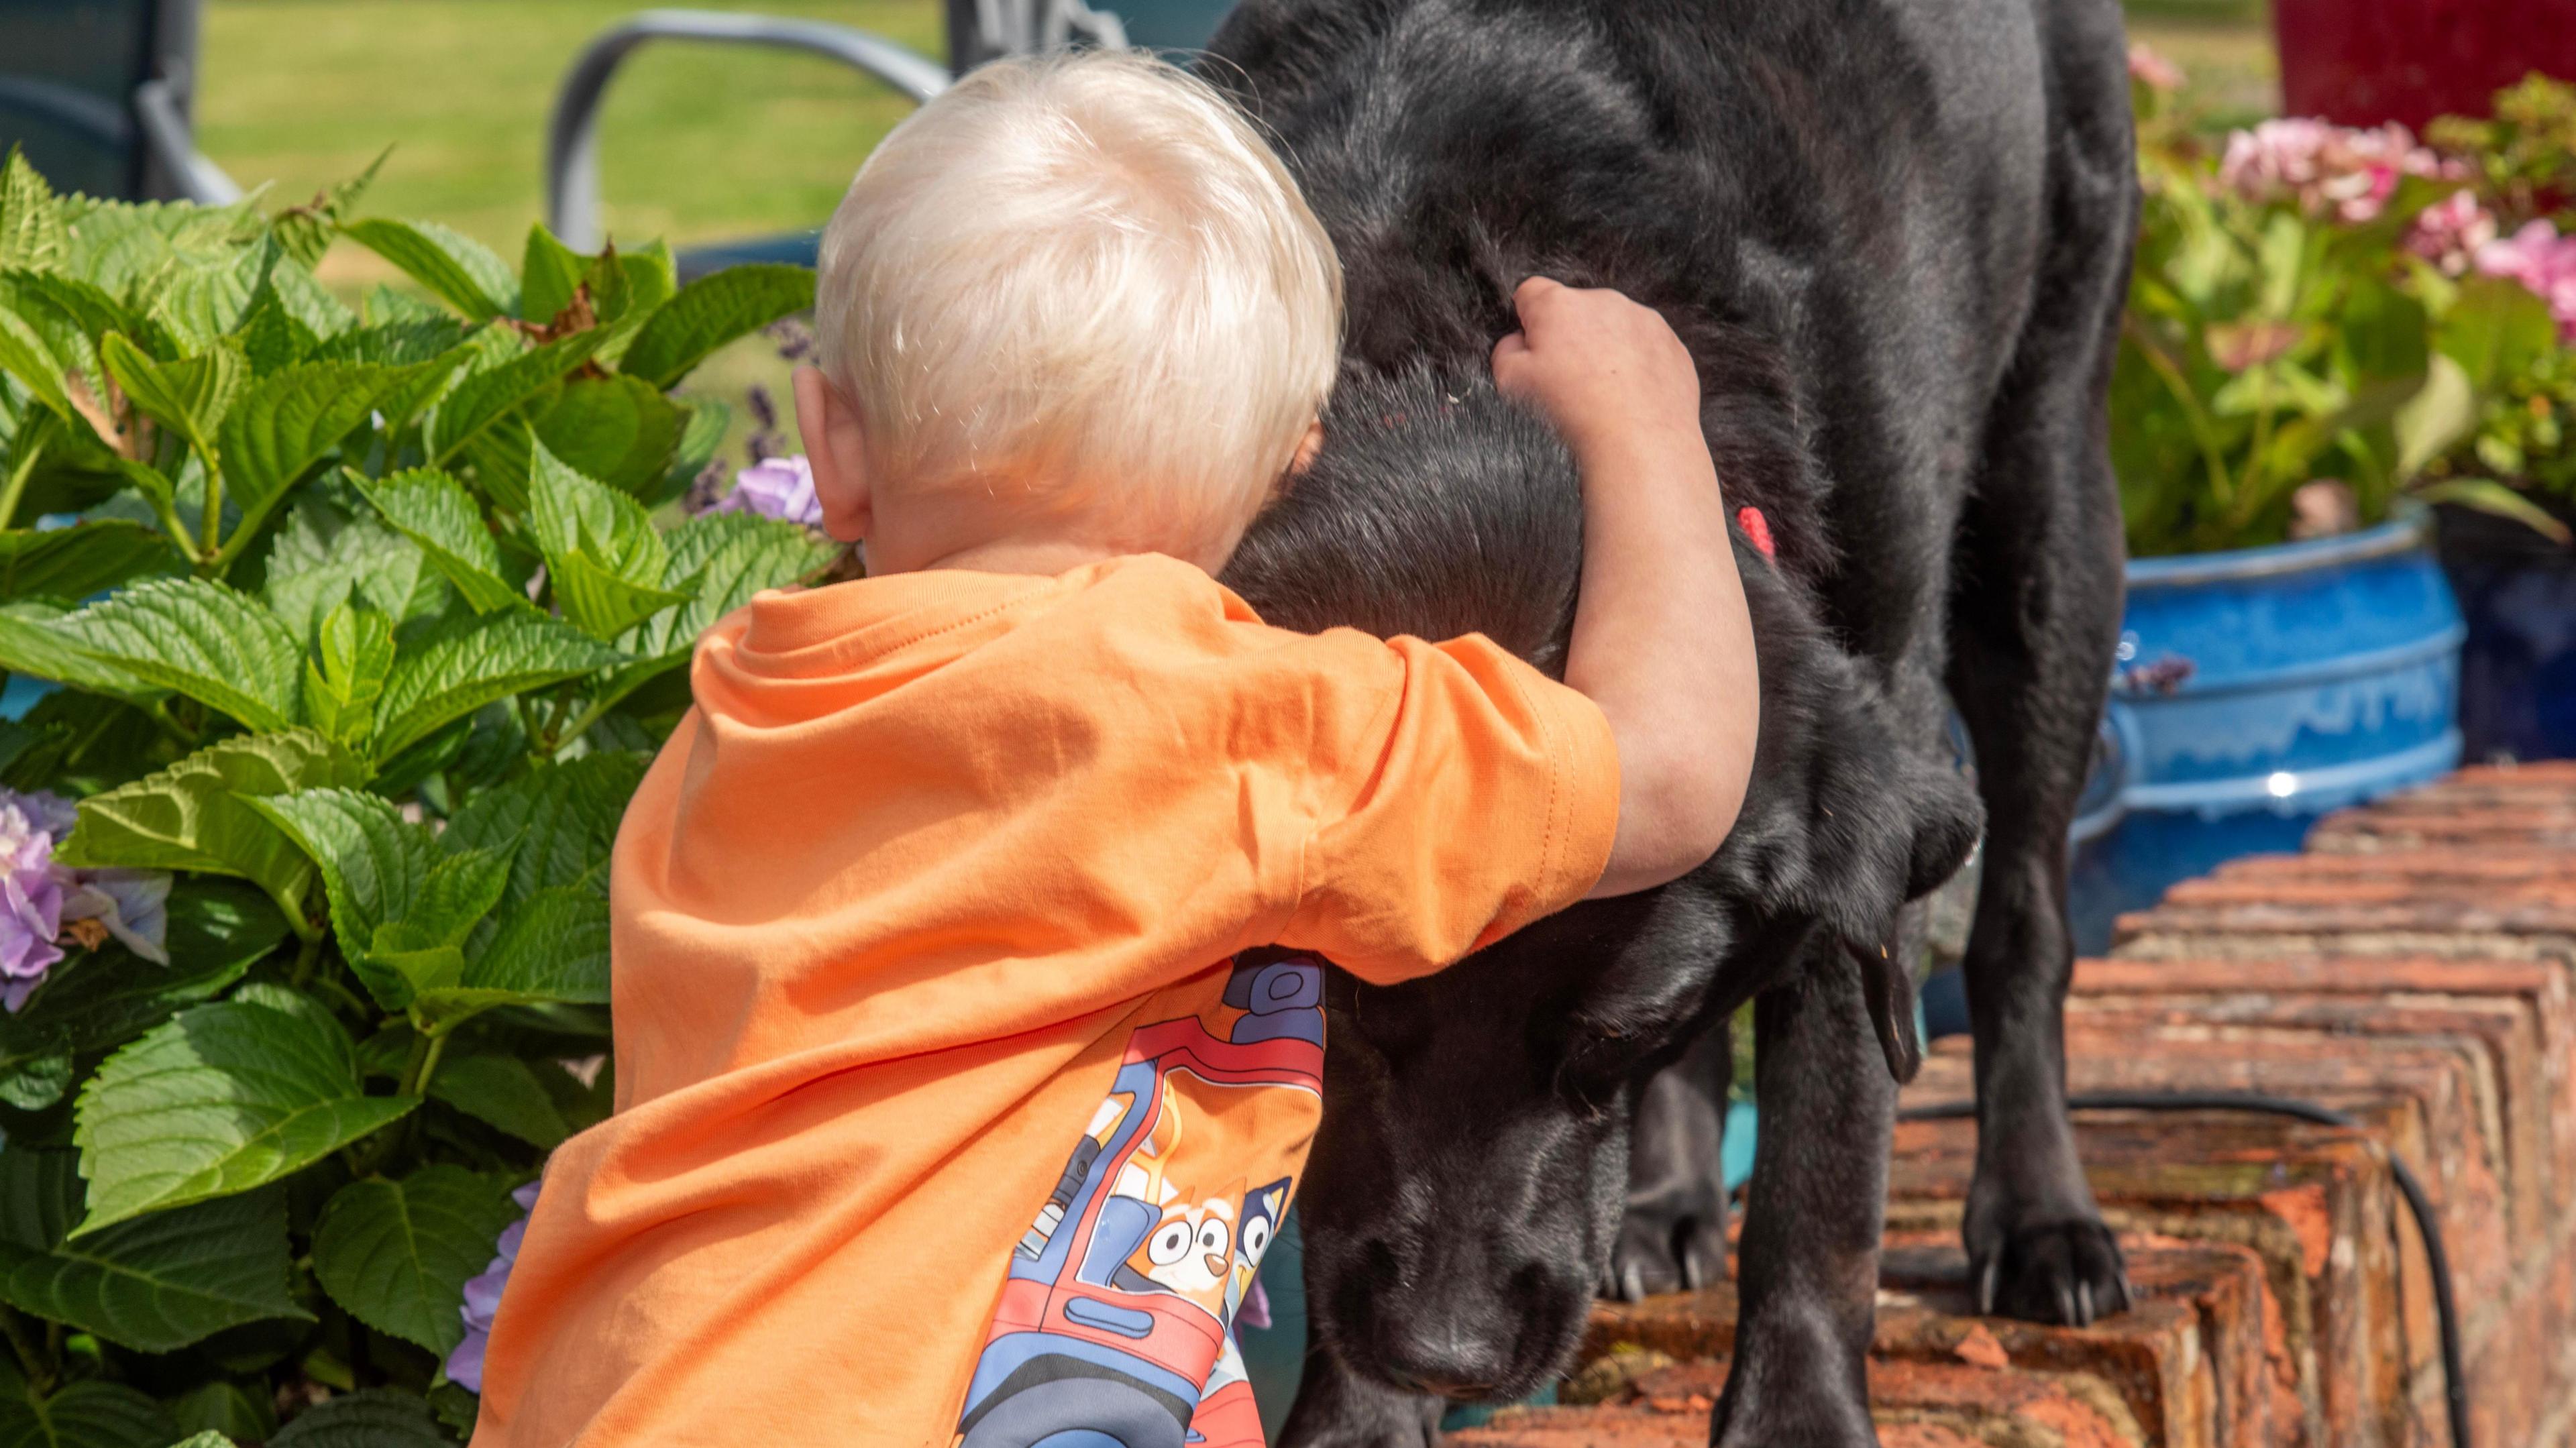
xmin=0 ymin=802 xmax=65 ymax=1014
xmin=0 ymin=787 xmax=173 ymax=1010
xmin=714 ymin=456 xmax=824 ymax=528
xmin=447 ymin=1180 xmax=541 ymax=1394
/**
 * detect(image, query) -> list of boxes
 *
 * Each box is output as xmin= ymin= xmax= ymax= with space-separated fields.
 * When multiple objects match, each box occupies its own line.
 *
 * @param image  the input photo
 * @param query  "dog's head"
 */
xmin=1223 ymin=367 xmax=1981 ymax=1400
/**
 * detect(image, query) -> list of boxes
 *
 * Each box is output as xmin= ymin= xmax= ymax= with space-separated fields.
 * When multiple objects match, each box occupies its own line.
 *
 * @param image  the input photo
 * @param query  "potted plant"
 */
xmin=2410 ymin=76 xmax=2576 ymax=763
xmin=0 ymin=148 xmax=833 ymax=1443
xmin=2069 ymin=56 xmax=2570 ymax=946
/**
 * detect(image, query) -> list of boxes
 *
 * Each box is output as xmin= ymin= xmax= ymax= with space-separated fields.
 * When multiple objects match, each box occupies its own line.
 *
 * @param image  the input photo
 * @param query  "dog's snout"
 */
xmin=1368 ymin=1307 xmax=1519 ymax=1398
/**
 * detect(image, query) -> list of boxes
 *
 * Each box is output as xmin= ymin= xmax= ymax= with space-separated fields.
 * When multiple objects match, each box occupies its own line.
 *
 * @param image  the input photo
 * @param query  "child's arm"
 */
xmin=1491 ymin=277 xmax=1760 ymax=899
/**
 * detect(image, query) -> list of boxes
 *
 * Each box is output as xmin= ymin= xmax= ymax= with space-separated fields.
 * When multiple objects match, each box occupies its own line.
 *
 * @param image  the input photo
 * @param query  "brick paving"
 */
xmin=1450 ymin=764 xmax=2576 ymax=1447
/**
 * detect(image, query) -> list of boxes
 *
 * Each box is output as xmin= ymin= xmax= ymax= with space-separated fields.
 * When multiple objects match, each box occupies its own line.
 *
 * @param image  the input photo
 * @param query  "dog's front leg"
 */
xmin=1713 ymin=939 xmax=1888 ymax=1448
xmin=1279 ymin=1341 xmax=1445 ymax=1448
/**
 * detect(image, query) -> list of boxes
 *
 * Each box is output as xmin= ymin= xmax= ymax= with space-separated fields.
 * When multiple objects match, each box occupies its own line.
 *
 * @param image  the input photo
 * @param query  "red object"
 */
xmin=1737 ymin=506 xmax=1776 ymax=560
xmin=2273 ymin=0 xmax=2576 ymax=131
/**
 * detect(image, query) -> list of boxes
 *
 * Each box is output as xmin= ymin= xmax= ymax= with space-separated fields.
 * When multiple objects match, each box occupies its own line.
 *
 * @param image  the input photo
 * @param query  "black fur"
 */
xmin=1206 ymin=0 xmax=2139 ymax=1442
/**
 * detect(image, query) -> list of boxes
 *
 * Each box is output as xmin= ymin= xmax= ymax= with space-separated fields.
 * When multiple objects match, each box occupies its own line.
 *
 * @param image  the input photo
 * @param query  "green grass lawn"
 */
xmin=200 ymin=0 xmax=946 ymax=287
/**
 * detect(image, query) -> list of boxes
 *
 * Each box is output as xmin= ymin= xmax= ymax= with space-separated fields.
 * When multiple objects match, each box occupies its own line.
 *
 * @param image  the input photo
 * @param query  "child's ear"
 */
xmin=794 ymin=366 xmax=873 ymax=545
xmin=1289 ymin=420 xmax=1326 ymax=476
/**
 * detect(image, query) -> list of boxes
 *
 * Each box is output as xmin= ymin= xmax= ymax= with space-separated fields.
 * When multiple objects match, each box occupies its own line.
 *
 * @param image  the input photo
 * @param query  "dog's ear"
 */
xmin=1703 ymin=557 xmax=1984 ymax=972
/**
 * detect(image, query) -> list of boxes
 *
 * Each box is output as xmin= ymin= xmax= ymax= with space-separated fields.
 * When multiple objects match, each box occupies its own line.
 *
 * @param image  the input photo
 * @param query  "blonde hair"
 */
xmin=815 ymin=50 xmax=1343 ymax=555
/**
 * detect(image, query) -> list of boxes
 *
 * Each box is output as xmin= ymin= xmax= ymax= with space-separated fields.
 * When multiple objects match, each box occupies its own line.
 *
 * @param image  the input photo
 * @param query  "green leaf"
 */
xmin=372 ymin=848 xmax=511 ymax=960
xmin=0 ymin=522 xmax=178 ymax=602
xmin=655 ymin=395 xmax=730 ymax=507
xmin=618 ymin=264 xmax=815 ymax=389
xmin=338 ymin=219 xmax=516 ymax=321
xmin=1 ymin=885 xmax=288 ymax=1070
xmin=240 ymin=789 xmax=439 ymax=1003
xmin=352 ymin=470 xmax=518 ymax=614
xmin=519 ymin=225 xmax=590 ymax=328
xmin=445 ymin=753 xmax=646 ymax=912
xmin=533 ymin=375 xmax=686 ymax=498
xmin=232 ymin=296 xmax=317 ymax=376
xmin=425 ymin=329 xmax=609 ymax=466
xmin=529 ymin=441 xmax=680 ymax=636
xmin=2437 ymin=275 xmax=2561 ymax=392
xmin=375 ymin=610 xmax=623 ymax=760
xmin=2394 ymin=352 xmax=2476 ymax=480
xmin=0 ymin=1055 xmax=70 ymax=1111
xmin=429 ymin=1054 xmax=572 ymax=1148
xmin=0 ymin=1151 xmax=307 ymax=1352
xmin=72 ymin=994 xmax=421 ymax=1233
xmin=312 ymin=1166 xmax=519 ymax=1353
xmin=426 ymin=1384 xmax=476 ymax=1441
xmin=598 ymin=513 xmax=834 ymax=712
xmin=267 ymin=1390 xmax=450 ymax=1448
xmin=0 ymin=1381 xmax=175 ymax=1448
xmin=214 ymin=363 xmax=411 ymax=541
xmin=303 ymin=604 xmax=394 ymax=751
xmin=468 ymin=885 xmax=610 ymax=1005
xmin=2413 ymin=477 xmax=2576 ymax=545
xmin=0 ymin=270 xmax=151 ymax=375
xmin=260 ymin=493 xmax=430 ymax=651
xmin=46 ymin=578 xmax=302 ymax=730
xmin=99 ymin=334 xmax=242 ymax=467
xmin=273 ymin=152 xmax=383 ymax=271
xmin=0 ymin=148 xmax=66 ymax=274
xmin=0 ymin=312 xmax=80 ymax=427
xmin=146 ymin=245 xmax=269 ymax=359
xmin=0 ymin=602 xmax=164 ymax=704
xmin=166 ymin=1380 xmax=271 ymax=1445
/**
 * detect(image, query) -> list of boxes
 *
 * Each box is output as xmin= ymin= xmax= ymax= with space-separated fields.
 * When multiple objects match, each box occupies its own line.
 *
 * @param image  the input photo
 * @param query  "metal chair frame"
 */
xmin=544 ymin=0 xmax=1134 ymax=256
xmin=0 ymin=0 xmax=239 ymax=203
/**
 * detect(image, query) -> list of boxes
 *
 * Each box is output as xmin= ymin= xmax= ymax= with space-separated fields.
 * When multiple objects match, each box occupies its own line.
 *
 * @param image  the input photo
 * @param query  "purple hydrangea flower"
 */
xmin=0 ymin=801 xmax=66 ymax=1014
xmin=62 ymin=870 xmax=171 ymax=966
xmin=447 ymin=1180 xmax=542 ymax=1394
xmin=714 ymin=456 xmax=823 ymax=528
xmin=0 ymin=788 xmax=172 ymax=1010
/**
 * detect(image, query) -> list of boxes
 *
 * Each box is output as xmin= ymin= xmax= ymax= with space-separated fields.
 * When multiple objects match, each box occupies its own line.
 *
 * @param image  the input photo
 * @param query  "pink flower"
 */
xmin=2218 ymin=117 xmax=2455 ymax=223
xmin=447 ymin=1180 xmax=543 ymax=1394
xmin=62 ymin=871 xmax=170 ymax=965
xmin=2408 ymin=189 xmax=2500 ymax=276
xmin=2127 ymin=42 xmax=2186 ymax=93
xmin=714 ymin=456 xmax=822 ymax=528
xmin=2475 ymin=220 xmax=2576 ymax=343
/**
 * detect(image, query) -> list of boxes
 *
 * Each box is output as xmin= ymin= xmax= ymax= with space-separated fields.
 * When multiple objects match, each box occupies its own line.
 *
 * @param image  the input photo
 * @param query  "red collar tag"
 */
xmin=1737 ymin=506 xmax=1776 ymax=561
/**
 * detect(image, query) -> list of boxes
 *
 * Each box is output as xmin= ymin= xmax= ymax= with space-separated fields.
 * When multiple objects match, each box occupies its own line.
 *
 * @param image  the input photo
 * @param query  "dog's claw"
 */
xmin=1620 ymin=1261 xmax=1646 ymax=1303
xmin=1971 ymin=1219 xmax=2130 ymax=1326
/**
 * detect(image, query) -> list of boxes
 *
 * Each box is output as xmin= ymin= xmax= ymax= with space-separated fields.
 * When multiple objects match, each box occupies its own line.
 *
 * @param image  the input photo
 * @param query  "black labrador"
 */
xmin=1206 ymin=0 xmax=2139 ymax=1441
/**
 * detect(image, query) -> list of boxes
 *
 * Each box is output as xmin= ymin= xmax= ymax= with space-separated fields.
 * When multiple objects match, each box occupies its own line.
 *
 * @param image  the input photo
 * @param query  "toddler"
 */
xmin=470 ymin=50 xmax=1756 ymax=1448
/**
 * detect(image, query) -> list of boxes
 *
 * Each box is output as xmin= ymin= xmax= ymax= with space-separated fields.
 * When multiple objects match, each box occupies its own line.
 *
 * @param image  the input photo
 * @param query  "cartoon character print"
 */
xmin=954 ymin=951 xmax=1324 ymax=1448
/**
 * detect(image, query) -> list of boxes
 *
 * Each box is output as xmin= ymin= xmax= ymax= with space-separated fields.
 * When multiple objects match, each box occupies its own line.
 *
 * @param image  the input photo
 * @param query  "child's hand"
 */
xmin=1490 ymin=278 xmax=1701 ymax=459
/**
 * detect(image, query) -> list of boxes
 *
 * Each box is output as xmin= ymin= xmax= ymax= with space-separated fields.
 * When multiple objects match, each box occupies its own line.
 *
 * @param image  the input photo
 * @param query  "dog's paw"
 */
xmin=1970 ymin=1217 xmax=2133 ymax=1325
xmin=1604 ymin=1206 xmax=1727 ymax=1302
xmin=1711 ymin=1378 xmax=1880 ymax=1448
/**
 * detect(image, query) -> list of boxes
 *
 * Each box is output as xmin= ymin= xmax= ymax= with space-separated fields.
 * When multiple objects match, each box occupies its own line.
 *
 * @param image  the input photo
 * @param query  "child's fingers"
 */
xmin=1491 ymin=329 xmax=1533 ymax=390
xmin=1511 ymin=276 xmax=1567 ymax=332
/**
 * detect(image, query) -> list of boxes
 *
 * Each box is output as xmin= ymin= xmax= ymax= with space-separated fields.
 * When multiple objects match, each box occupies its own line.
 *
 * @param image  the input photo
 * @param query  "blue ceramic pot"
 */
xmin=2066 ymin=508 xmax=2465 ymax=951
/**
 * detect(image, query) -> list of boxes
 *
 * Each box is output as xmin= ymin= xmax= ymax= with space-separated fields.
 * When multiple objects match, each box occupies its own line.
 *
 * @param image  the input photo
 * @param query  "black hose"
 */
xmin=1896 ymin=1090 xmax=2470 ymax=1448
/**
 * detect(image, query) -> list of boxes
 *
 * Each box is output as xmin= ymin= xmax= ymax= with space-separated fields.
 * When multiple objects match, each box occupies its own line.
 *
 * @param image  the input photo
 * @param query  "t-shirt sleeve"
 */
xmin=1273 ymin=629 xmax=1620 ymax=985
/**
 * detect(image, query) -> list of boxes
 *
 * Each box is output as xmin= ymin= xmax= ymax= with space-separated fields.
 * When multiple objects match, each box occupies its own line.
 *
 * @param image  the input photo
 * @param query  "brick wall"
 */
xmin=1450 ymin=763 xmax=2576 ymax=1448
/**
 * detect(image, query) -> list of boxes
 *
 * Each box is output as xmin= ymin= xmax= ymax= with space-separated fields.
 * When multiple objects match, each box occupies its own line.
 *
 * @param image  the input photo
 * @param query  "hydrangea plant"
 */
xmin=0 ymin=149 xmax=836 ymax=1446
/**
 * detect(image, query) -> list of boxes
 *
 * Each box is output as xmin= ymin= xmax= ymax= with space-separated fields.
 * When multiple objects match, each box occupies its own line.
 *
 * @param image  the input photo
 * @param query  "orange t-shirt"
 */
xmin=469 ymin=553 xmax=1619 ymax=1447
